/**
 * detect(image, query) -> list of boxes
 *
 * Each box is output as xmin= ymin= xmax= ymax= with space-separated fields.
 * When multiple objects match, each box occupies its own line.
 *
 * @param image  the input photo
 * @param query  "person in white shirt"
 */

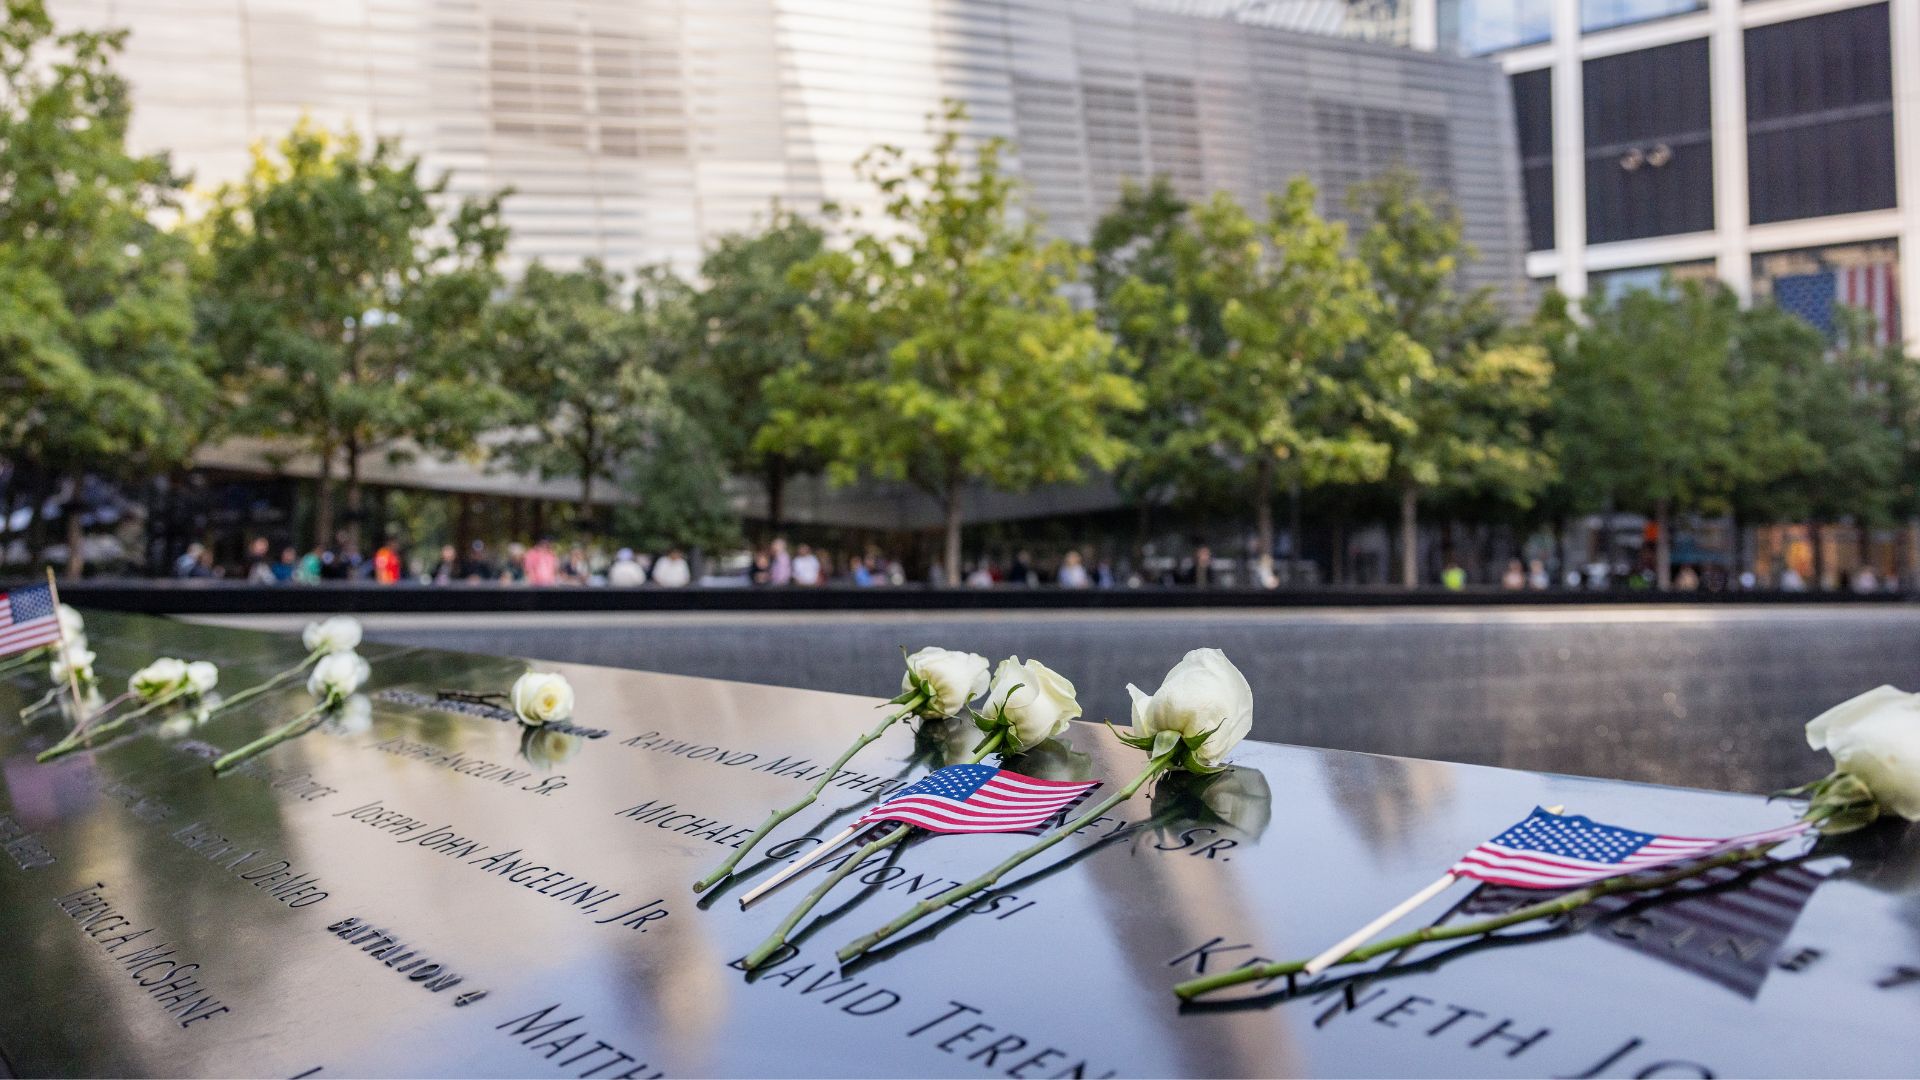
xmin=607 ymin=548 xmax=646 ymax=587
xmin=791 ymin=544 xmax=822 ymax=587
xmin=1055 ymin=550 xmax=1091 ymax=589
xmin=651 ymin=549 xmax=692 ymax=588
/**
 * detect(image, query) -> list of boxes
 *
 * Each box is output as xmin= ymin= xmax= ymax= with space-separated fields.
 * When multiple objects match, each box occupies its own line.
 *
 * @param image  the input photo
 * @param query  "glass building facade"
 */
xmin=1426 ymin=0 xmax=1919 ymax=346
xmin=50 ymin=0 xmax=1526 ymax=299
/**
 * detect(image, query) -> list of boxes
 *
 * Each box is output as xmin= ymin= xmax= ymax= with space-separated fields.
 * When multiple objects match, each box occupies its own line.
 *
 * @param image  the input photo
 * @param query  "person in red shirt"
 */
xmin=373 ymin=542 xmax=403 ymax=585
xmin=523 ymin=538 xmax=560 ymax=586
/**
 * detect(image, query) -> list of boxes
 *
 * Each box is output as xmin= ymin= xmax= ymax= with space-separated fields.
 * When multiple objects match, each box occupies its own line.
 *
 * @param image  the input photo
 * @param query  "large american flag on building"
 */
xmin=0 ymin=585 xmax=62 ymax=658
xmin=853 ymin=763 xmax=1099 ymax=835
xmin=1773 ymin=264 xmax=1899 ymax=345
xmin=1450 ymin=807 xmax=1810 ymax=889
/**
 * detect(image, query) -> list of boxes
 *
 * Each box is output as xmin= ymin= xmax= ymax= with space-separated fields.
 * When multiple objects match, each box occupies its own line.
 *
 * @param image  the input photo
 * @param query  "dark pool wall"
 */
xmin=200 ymin=605 xmax=1920 ymax=794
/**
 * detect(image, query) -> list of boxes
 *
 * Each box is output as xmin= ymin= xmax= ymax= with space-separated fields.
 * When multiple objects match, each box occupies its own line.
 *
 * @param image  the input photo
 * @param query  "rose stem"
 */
xmin=36 ymin=686 xmax=193 ymax=762
xmin=694 ymin=691 xmax=928 ymax=893
xmin=1171 ymin=840 xmax=1782 ymax=1000
xmin=210 ymin=703 xmax=327 ymax=774
xmin=0 ymin=647 xmax=49 ymax=678
xmin=837 ymin=747 xmax=1177 ymax=964
xmin=203 ymin=650 xmax=324 ymax=721
xmin=742 ymin=729 xmax=1008 ymax=969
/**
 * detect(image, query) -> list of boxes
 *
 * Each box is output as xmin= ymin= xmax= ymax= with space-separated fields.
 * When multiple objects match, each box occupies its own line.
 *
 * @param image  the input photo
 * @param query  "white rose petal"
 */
xmin=57 ymin=604 xmax=85 ymax=639
xmin=185 ymin=661 xmax=220 ymax=695
xmin=308 ymin=651 xmax=371 ymax=703
xmin=328 ymin=694 xmax=375 ymax=735
xmin=1808 ymin=685 xmax=1920 ymax=821
xmin=510 ymin=672 xmax=575 ymax=726
xmin=1126 ymin=648 xmax=1254 ymax=768
xmin=301 ymin=616 xmax=364 ymax=655
xmin=130 ymin=658 xmax=189 ymax=700
xmin=51 ymin=648 xmax=95 ymax=686
xmin=901 ymin=647 xmax=990 ymax=718
xmin=985 ymin=656 xmax=1082 ymax=750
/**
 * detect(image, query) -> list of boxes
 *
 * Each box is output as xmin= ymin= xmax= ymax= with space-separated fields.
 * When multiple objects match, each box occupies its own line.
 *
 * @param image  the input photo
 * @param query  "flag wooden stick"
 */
xmin=43 ymin=568 xmax=84 ymax=717
xmin=738 ymin=825 xmax=864 ymax=909
xmin=1302 ymin=873 xmax=1456 ymax=976
xmin=1301 ymin=804 xmax=1564 ymax=977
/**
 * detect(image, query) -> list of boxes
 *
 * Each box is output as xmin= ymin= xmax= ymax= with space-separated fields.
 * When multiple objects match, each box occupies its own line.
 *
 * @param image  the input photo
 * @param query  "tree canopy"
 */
xmin=199 ymin=120 xmax=507 ymax=550
xmin=760 ymin=103 xmax=1139 ymax=581
xmin=0 ymin=0 xmax=211 ymax=571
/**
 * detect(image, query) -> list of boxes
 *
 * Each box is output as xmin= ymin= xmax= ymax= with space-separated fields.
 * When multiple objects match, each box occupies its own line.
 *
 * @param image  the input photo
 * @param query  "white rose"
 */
xmin=130 ymin=658 xmax=189 ymax=700
xmin=302 ymin=616 xmax=364 ymax=655
xmin=1807 ymin=685 xmax=1920 ymax=821
xmin=51 ymin=647 xmax=96 ymax=687
xmin=984 ymin=656 xmax=1082 ymax=750
xmin=327 ymin=694 xmax=374 ymax=735
xmin=901 ymin=646 xmax=990 ymax=718
xmin=57 ymin=604 xmax=85 ymax=639
xmin=185 ymin=661 xmax=220 ymax=695
xmin=522 ymin=727 xmax=582 ymax=769
xmin=510 ymin=671 xmax=575 ymax=727
xmin=1126 ymin=648 xmax=1254 ymax=769
xmin=308 ymin=651 xmax=371 ymax=703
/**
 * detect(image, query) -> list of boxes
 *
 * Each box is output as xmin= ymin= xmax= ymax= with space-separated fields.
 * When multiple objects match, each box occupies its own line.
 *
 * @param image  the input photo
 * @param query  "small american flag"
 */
xmin=853 ymin=763 xmax=1099 ymax=835
xmin=1774 ymin=265 xmax=1899 ymax=345
xmin=0 ymin=585 xmax=62 ymax=658
xmin=1450 ymin=807 xmax=1810 ymax=890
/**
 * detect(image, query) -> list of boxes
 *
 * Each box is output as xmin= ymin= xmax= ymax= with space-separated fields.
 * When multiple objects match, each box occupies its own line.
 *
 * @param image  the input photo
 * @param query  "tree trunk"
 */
xmin=1908 ymin=518 xmax=1920 ymax=591
xmin=1654 ymin=500 xmax=1672 ymax=591
xmin=1288 ymin=477 xmax=1303 ymax=584
xmin=765 ymin=457 xmax=787 ymax=535
xmin=1810 ymin=522 xmax=1826 ymax=591
xmin=313 ymin=445 xmax=336 ymax=554
xmin=1728 ymin=509 xmax=1743 ymax=585
xmin=344 ymin=443 xmax=364 ymax=553
xmin=1253 ymin=457 xmax=1275 ymax=587
xmin=1399 ymin=482 xmax=1419 ymax=588
xmin=64 ymin=490 xmax=85 ymax=579
xmin=578 ymin=471 xmax=594 ymax=536
xmin=23 ymin=473 xmax=51 ymax=565
xmin=1553 ymin=516 xmax=1569 ymax=587
xmin=942 ymin=484 xmax=963 ymax=587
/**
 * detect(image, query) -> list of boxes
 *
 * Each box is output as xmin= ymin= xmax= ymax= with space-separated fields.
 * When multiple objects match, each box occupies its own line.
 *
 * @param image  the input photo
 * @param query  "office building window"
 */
xmin=1746 ymin=5 xmax=1896 ymax=225
xmin=1588 ymin=261 xmax=1717 ymax=304
xmin=1437 ymin=0 xmax=1551 ymax=55
xmin=1583 ymin=40 xmax=1714 ymax=243
xmin=1582 ymin=0 xmax=1704 ymax=33
xmin=1753 ymin=241 xmax=1901 ymax=345
xmin=1511 ymin=69 xmax=1553 ymax=251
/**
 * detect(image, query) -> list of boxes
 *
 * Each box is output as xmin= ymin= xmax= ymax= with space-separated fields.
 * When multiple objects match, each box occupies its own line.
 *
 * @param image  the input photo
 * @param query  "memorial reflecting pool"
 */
xmin=4 ymin=612 xmax=1918 ymax=1077
xmin=202 ymin=604 xmax=1920 ymax=794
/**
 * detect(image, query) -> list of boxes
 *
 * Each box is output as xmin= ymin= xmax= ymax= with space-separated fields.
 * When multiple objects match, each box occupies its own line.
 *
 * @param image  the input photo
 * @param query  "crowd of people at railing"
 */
xmin=164 ymin=533 xmax=1904 ymax=594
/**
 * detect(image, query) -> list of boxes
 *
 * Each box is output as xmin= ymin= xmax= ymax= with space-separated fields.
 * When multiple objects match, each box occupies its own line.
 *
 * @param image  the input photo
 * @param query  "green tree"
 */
xmin=485 ymin=262 xmax=700 ymax=522
xmin=679 ymin=208 xmax=827 ymax=533
xmin=1552 ymin=283 xmax=1741 ymax=589
xmin=761 ymin=104 xmax=1138 ymax=582
xmin=1150 ymin=180 xmax=1387 ymax=583
xmin=612 ymin=407 xmax=741 ymax=555
xmin=1089 ymin=178 xmax=1239 ymax=539
xmin=0 ymin=0 xmax=211 ymax=575
xmin=200 ymin=120 xmax=507 ymax=551
xmin=1350 ymin=168 xmax=1554 ymax=587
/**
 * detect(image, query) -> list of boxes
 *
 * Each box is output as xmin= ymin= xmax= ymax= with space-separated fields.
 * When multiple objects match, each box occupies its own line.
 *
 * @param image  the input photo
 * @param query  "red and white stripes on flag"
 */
xmin=0 ymin=584 xmax=63 ymax=658
xmin=852 ymin=763 xmax=1100 ymax=835
xmin=1449 ymin=807 xmax=1812 ymax=890
xmin=1841 ymin=263 xmax=1900 ymax=346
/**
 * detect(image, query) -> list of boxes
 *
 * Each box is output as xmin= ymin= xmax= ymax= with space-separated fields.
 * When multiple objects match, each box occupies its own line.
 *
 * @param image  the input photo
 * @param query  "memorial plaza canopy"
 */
xmin=0 ymin=612 xmax=1915 ymax=1077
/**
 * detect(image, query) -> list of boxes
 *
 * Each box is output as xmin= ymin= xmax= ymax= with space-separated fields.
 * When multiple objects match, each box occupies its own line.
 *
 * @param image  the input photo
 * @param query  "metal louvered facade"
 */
xmin=51 ymin=0 xmax=1526 ymax=301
